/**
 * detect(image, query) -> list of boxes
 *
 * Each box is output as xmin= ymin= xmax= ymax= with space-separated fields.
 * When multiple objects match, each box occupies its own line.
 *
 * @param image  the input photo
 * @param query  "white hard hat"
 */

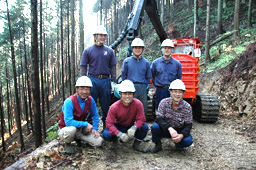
xmin=131 ymin=38 xmax=145 ymax=47
xmin=161 ymin=39 xmax=174 ymax=48
xmin=169 ymin=79 xmax=186 ymax=91
xmin=119 ymin=80 xmax=136 ymax=92
xmin=75 ymin=76 xmax=93 ymax=87
xmin=93 ymin=25 xmax=108 ymax=35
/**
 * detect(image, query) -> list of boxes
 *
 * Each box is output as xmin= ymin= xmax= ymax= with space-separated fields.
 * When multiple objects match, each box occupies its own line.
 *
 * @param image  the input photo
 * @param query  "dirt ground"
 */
xmin=4 ymin=118 xmax=256 ymax=170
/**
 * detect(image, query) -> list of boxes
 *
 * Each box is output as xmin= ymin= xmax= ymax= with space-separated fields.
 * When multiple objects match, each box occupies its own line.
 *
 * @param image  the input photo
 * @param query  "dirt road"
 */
xmin=7 ymin=117 xmax=255 ymax=170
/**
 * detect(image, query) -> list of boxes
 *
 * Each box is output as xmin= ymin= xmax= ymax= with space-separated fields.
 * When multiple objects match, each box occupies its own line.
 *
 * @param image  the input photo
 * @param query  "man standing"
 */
xmin=80 ymin=25 xmax=117 ymax=130
xmin=102 ymin=80 xmax=148 ymax=153
xmin=58 ymin=76 xmax=103 ymax=154
xmin=121 ymin=38 xmax=151 ymax=120
xmin=151 ymin=39 xmax=182 ymax=109
xmin=150 ymin=79 xmax=193 ymax=153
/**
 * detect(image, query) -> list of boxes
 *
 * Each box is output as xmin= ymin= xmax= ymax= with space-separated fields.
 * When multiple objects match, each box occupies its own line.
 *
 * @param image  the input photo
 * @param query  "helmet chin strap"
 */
xmin=95 ymin=34 xmax=101 ymax=45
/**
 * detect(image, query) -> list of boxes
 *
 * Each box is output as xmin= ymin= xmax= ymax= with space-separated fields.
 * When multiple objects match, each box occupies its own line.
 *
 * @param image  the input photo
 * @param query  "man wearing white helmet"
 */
xmin=58 ymin=76 xmax=103 ymax=154
xmin=151 ymin=39 xmax=182 ymax=109
xmin=102 ymin=80 xmax=148 ymax=152
xmin=149 ymin=79 xmax=193 ymax=153
xmin=121 ymin=38 xmax=151 ymax=120
xmin=80 ymin=25 xmax=117 ymax=130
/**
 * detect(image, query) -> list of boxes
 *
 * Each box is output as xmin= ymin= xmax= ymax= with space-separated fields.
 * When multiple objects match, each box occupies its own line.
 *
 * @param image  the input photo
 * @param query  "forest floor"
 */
xmin=1 ymin=42 xmax=256 ymax=170
xmin=2 ymin=116 xmax=256 ymax=170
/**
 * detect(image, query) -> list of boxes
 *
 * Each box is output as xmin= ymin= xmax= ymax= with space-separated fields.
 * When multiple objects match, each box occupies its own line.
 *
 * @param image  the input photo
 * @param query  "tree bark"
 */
xmin=22 ymin=16 xmax=34 ymax=134
xmin=5 ymin=57 xmax=12 ymax=137
xmin=0 ymin=83 xmax=6 ymax=152
xmin=234 ymin=0 xmax=240 ymax=40
xmin=40 ymin=0 xmax=46 ymax=140
xmin=205 ymin=0 xmax=211 ymax=66
xmin=194 ymin=0 xmax=197 ymax=37
xmin=6 ymin=0 xmax=24 ymax=151
xmin=247 ymin=0 xmax=252 ymax=27
xmin=31 ymin=0 xmax=42 ymax=147
xmin=79 ymin=0 xmax=84 ymax=59
xmin=20 ymin=42 xmax=30 ymax=133
xmin=67 ymin=0 xmax=72 ymax=96
xmin=60 ymin=0 xmax=65 ymax=102
xmin=218 ymin=0 xmax=224 ymax=34
xmin=71 ymin=0 xmax=76 ymax=94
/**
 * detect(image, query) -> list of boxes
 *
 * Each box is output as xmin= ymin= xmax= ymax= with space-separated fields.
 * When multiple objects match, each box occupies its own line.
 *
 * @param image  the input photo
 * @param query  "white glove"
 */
xmin=127 ymin=126 xmax=137 ymax=138
xmin=117 ymin=132 xmax=129 ymax=143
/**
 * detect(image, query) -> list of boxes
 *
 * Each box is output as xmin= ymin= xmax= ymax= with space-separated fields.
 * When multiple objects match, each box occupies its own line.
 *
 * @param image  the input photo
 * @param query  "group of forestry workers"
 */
xmin=58 ymin=25 xmax=193 ymax=154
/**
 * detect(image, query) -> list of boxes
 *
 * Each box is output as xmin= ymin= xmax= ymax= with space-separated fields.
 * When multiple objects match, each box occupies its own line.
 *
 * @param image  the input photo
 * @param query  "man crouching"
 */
xmin=150 ymin=79 xmax=193 ymax=153
xmin=58 ymin=76 xmax=103 ymax=154
xmin=102 ymin=80 xmax=148 ymax=152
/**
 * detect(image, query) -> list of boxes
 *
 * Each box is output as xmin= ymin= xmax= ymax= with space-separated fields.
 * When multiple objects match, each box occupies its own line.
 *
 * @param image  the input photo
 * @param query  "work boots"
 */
xmin=132 ymin=139 xmax=147 ymax=153
xmin=150 ymin=140 xmax=162 ymax=153
xmin=75 ymin=139 xmax=82 ymax=147
xmin=65 ymin=143 xmax=75 ymax=154
xmin=109 ymin=136 xmax=118 ymax=150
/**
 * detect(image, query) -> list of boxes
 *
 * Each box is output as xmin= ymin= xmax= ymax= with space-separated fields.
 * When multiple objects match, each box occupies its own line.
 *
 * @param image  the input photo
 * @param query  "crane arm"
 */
xmin=109 ymin=0 xmax=167 ymax=57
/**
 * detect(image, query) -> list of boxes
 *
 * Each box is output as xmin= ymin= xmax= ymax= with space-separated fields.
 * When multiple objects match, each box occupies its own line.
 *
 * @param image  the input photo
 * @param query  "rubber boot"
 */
xmin=175 ymin=144 xmax=185 ymax=152
xmin=150 ymin=140 xmax=162 ymax=153
xmin=132 ymin=139 xmax=147 ymax=153
xmin=65 ymin=143 xmax=75 ymax=154
xmin=109 ymin=136 xmax=118 ymax=150
xmin=75 ymin=139 xmax=82 ymax=147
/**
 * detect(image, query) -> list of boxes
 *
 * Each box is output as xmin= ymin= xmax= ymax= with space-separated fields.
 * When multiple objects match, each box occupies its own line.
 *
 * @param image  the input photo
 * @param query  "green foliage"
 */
xmin=44 ymin=121 xmax=59 ymax=144
xmin=200 ymin=26 xmax=256 ymax=73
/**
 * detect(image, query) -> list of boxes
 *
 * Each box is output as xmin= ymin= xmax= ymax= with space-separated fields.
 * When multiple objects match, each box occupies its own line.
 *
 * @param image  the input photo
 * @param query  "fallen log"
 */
xmin=210 ymin=30 xmax=238 ymax=47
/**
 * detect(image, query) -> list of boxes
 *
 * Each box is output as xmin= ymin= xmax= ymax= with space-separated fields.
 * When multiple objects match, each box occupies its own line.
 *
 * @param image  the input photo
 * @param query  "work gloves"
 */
xmin=117 ymin=132 xmax=129 ymax=143
xmin=117 ymin=126 xmax=137 ymax=143
xmin=127 ymin=126 xmax=137 ymax=138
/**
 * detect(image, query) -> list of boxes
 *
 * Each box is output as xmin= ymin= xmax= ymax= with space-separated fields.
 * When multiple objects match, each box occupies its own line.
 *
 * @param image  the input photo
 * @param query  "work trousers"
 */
xmin=134 ymin=84 xmax=148 ymax=120
xmin=58 ymin=126 xmax=103 ymax=147
xmin=88 ymin=76 xmax=111 ymax=121
xmin=151 ymin=123 xmax=193 ymax=148
xmin=155 ymin=87 xmax=170 ymax=109
xmin=102 ymin=123 xmax=149 ymax=141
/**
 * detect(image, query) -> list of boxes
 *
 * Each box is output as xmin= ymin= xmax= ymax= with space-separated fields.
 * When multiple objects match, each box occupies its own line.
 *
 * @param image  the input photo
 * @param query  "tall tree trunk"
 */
xmin=5 ymin=56 xmax=12 ymax=137
xmin=79 ymin=0 xmax=84 ymax=59
xmin=194 ymin=0 xmax=197 ymax=37
xmin=71 ymin=0 xmax=76 ymax=94
xmin=161 ymin=0 xmax=164 ymax=26
xmin=40 ymin=0 xmax=46 ymax=140
xmin=44 ymin=33 xmax=50 ymax=115
xmin=60 ymin=0 xmax=65 ymax=102
xmin=234 ymin=0 xmax=240 ymax=40
xmin=20 ymin=44 xmax=30 ymax=133
xmin=10 ymin=88 xmax=14 ymax=128
xmin=218 ymin=0 xmax=224 ymax=34
xmin=31 ymin=0 xmax=42 ymax=147
xmin=6 ymin=0 xmax=24 ymax=151
xmin=247 ymin=0 xmax=252 ymax=27
xmin=0 ymin=82 xmax=6 ymax=152
xmin=67 ymin=0 xmax=72 ymax=95
xmin=114 ymin=0 xmax=118 ymax=40
xmin=205 ymin=0 xmax=211 ymax=66
xmin=22 ymin=17 xmax=34 ymax=134
xmin=56 ymin=23 xmax=60 ymax=94
xmin=100 ymin=0 xmax=103 ymax=25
